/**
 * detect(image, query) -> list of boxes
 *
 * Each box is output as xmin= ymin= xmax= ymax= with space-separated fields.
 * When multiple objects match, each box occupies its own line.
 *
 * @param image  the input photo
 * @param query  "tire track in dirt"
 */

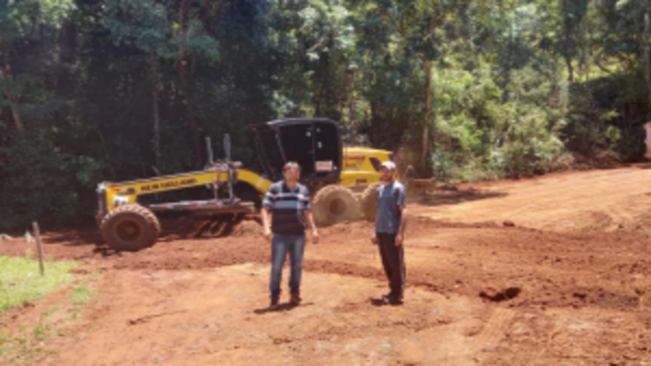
xmin=472 ymin=307 xmax=517 ymax=351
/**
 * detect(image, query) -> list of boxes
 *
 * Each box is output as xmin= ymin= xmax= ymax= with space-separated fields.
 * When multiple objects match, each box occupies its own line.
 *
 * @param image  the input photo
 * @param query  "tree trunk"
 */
xmin=8 ymin=100 xmax=23 ymax=132
xmin=94 ymin=120 xmax=116 ymax=180
xmin=0 ymin=36 xmax=24 ymax=132
xmin=152 ymin=87 xmax=161 ymax=169
xmin=565 ymin=56 xmax=574 ymax=83
xmin=421 ymin=60 xmax=432 ymax=172
xmin=645 ymin=1 xmax=651 ymax=117
xmin=348 ymin=67 xmax=357 ymax=146
xmin=177 ymin=0 xmax=202 ymax=167
xmin=175 ymin=62 xmax=201 ymax=164
xmin=150 ymin=50 xmax=162 ymax=171
xmin=420 ymin=8 xmax=437 ymax=175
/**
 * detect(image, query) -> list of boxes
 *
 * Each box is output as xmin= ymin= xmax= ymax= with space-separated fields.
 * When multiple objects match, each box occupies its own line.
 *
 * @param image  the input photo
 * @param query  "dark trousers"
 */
xmin=377 ymin=233 xmax=405 ymax=298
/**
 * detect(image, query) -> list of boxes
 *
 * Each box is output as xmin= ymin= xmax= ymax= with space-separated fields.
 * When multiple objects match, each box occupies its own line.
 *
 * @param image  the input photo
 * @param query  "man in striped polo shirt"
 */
xmin=261 ymin=162 xmax=320 ymax=310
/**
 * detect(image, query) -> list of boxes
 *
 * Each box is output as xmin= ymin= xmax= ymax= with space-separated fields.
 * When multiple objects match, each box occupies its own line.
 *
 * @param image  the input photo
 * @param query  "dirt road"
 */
xmin=1 ymin=166 xmax=651 ymax=365
xmin=412 ymin=163 xmax=651 ymax=232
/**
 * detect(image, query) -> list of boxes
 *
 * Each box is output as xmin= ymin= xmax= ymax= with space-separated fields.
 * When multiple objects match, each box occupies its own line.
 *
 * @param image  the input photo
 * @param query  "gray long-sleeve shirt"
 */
xmin=375 ymin=181 xmax=407 ymax=235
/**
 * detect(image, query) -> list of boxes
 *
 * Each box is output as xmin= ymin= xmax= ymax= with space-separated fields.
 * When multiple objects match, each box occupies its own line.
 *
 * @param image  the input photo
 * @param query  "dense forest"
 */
xmin=1 ymin=0 xmax=649 ymax=229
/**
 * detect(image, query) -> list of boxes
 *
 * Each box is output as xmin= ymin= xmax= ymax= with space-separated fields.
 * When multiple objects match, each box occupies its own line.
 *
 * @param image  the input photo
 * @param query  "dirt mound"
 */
xmin=304 ymin=219 xmax=651 ymax=311
xmin=566 ymin=151 xmax=626 ymax=171
xmin=317 ymin=216 xmax=499 ymax=238
xmin=229 ymin=218 xmax=263 ymax=237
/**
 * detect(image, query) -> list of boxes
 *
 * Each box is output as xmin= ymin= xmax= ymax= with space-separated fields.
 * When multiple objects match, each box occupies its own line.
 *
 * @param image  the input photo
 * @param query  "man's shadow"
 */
xmin=254 ymin=298 xmax=400 ymax=314
xmin=253 ymin=301 xmax=315 ymax=315
xmin=369 ymin=297 xmax=402 ymax=307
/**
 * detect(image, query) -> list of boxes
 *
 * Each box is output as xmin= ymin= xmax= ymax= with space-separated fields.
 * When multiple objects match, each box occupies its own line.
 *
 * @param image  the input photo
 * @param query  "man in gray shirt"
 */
xmin=371 ymin=161 xmax=408 ymax=305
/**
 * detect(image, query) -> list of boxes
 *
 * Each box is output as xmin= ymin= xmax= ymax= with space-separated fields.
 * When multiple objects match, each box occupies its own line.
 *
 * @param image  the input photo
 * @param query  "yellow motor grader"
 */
xmin=96 ymin=118 xmax=397 ymax=251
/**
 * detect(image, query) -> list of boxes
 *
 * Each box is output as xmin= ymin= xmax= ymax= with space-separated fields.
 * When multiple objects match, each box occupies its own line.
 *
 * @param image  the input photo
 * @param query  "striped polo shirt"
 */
xmin=262 ymin=181 xmax=312 ymax=235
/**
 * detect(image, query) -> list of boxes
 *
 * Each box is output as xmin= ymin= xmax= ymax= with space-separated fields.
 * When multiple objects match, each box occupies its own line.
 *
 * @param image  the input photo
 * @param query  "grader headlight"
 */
xmin=113 ymin=196 xmax=130 ymax=207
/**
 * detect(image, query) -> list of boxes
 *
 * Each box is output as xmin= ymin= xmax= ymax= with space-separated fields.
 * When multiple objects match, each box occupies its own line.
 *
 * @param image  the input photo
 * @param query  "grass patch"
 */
xmin=0 ymin=256 xmax=95 ymax=364
xmin=0 ymin=255 xmax=77 ymax=313
xmin=71 ymin=284 xmax=93 ymax=305
xmin=0 ymin=322 xmax=55 ymax=363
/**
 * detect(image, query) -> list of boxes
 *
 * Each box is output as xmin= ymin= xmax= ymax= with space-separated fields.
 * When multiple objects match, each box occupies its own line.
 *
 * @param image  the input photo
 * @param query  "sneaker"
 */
xmin=289 ymin=293 xmax=301 ymax=306
xmin=269 ymin=298 xmax=280 ymax=310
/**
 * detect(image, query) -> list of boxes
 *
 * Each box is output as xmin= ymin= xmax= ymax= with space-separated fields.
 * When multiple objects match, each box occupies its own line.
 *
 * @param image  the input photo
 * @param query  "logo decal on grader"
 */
xmin=345 ymin=155 xmax=367 ymax=169
xmin=140 ymin=178 xmax=198 ymax=192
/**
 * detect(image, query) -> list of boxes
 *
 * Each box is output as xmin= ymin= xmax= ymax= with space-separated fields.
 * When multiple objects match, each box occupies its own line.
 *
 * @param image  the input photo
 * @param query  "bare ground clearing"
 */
xmin=2 ymin=166 xmax=651 ymax=365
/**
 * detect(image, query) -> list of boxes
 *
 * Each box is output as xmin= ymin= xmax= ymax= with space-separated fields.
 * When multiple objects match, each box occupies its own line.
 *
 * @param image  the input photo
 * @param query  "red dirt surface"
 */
xmin=1 ymin=166 xmax=651 ymax=365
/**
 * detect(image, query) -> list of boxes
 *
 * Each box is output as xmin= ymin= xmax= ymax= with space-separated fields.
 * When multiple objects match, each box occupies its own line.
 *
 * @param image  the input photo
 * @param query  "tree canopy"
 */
xmin=2 ymin=0 xmax=650 ymax=229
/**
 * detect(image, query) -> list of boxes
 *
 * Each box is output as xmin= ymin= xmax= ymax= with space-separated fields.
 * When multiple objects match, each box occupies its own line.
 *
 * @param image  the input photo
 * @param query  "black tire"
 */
xmin=360 ymin=182 xmax=382 ymax=222
xmin=312 ymin=185 xmax=361 ymax=227
xmin=100 ymin=204 xmax=161 ymax=252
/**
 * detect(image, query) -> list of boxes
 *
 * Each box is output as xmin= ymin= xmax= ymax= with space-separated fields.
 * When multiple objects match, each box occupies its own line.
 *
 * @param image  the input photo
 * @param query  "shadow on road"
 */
xmin=418 ymin=188 xmax=507 ymax=206
xmin=43 ymin=227 xmax=103 ymax=246
xmin=369 ymin=297 xmax=403 ymax=307
xmin=254 ymin=302 xmax=315 ymax=314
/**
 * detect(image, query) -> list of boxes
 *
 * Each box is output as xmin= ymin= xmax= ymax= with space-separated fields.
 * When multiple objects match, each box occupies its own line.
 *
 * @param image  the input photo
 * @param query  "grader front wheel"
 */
xmin=360 ymin=182 xmax=382 ymax=222
xmin=100 ymin=204 xmax=161 ymax=252
xmin=312 ymin=185 xmax=361 ymax=227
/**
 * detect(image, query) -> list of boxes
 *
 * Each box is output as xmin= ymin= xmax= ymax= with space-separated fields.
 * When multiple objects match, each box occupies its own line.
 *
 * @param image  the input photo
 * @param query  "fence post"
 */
xmin=32 ymin=222 xmax=44 ymax=276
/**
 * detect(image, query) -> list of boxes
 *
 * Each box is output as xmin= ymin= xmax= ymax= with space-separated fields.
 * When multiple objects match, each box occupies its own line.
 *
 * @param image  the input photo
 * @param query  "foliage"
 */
xmin=2 ymin=0 xmax=651 ymax=228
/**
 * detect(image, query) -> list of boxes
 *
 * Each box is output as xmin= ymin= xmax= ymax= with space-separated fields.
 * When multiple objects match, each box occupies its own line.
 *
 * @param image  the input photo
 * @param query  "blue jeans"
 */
xmin=269 ymin=234 xmax=306 ymax=300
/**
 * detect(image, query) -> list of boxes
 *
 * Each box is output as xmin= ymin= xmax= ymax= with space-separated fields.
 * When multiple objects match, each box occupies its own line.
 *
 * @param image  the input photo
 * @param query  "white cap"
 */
xmin=380 ymin=161 xmax=396 ymax=170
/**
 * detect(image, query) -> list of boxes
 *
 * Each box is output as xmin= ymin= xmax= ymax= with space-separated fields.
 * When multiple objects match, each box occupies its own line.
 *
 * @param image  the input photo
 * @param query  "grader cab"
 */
xmin=249 ymin=118 xmax=398 ymax=225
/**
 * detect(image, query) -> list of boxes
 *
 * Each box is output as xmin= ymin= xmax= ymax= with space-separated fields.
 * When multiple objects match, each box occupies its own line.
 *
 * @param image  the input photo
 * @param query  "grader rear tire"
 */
xmin=100 ymin=204 xmax=161 ymax=252
xmin=312 ymin=185 xmax=361 ymax=227
xmin=361 ymin=182 xmax=382 ymax=222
